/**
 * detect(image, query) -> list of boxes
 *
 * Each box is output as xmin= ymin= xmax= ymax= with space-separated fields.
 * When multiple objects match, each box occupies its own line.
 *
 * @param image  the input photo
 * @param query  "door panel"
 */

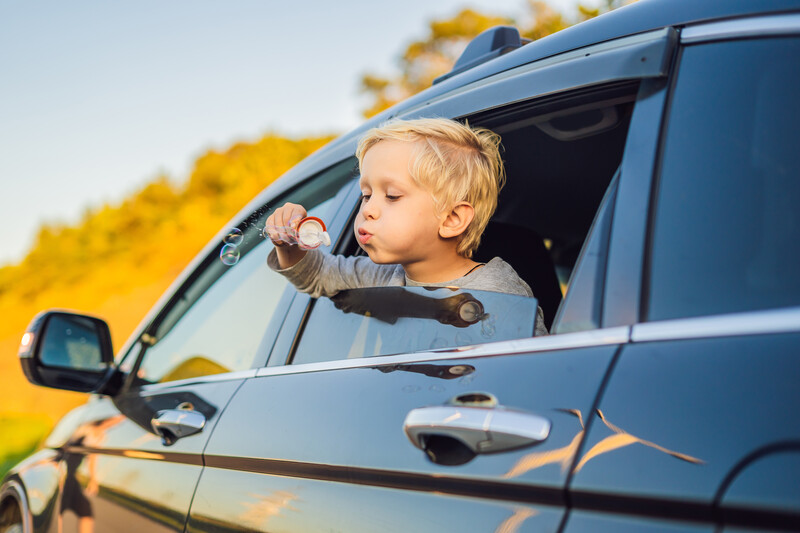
xmin=188 ymin=343 xmax=619 ymax=532
xmin=568 ymin=332 xmax=800 ymax=529
xmin=57 ymin=380 xmax=242 ymax=533
xmin=190 ymin=469 xmax=562 ymax=533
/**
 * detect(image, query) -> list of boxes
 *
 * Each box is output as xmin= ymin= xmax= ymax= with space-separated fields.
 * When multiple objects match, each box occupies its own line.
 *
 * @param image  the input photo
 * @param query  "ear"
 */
xmin=439 ymin=202 xmax=475 ymax=239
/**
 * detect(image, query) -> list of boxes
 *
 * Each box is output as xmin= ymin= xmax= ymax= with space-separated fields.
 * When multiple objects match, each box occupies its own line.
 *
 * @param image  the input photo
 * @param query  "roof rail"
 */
xmin=433 ymin=26 xmax=529 ymax=86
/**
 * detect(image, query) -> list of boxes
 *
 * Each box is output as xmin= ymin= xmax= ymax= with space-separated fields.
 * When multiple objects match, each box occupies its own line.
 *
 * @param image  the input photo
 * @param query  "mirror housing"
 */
xmin=19 ymin=310 xmax=115 ymax=393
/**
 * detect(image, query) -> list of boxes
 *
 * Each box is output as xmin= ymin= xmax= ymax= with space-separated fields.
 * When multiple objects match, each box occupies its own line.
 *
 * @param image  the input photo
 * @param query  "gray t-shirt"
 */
xmin=267 ymin=249 xmax=548 ymax=336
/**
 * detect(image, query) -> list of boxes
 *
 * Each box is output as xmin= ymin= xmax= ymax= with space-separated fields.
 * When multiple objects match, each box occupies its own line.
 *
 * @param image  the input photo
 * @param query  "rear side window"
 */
xmin=647 ymin=38 xmax=800 ymax=321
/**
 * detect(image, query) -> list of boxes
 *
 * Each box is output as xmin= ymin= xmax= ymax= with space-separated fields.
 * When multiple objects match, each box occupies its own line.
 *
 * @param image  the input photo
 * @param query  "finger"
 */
xmin=279 ymin=203 xmax=300 ymax=228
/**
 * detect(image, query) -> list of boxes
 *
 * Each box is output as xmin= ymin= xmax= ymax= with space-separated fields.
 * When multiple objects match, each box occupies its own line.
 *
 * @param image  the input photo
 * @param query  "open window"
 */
xmin=286 ymin=82 xmax=638 ymax=366
xmin=468 ymin=81 xmax=636 ymax=331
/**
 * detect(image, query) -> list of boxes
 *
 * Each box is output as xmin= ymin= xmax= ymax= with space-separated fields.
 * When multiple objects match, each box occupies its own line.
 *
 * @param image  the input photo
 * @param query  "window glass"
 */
xmin=292 ymin=287 xmax=539 ymax=364
xmin=648 ymin=39 xmax=800 ymax=321
xmin=552 ymin=172 xmax=618 ymax=334
xmin=135 ymin=159 xmax=356 ymax=383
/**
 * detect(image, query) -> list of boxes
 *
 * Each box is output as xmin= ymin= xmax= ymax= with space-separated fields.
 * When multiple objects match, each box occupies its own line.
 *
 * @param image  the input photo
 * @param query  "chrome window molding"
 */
xmin=632 ymin=306 xmax=800 ymax=343
xmin=256 ymin=326 xmax=631 ymax=378
xmin=138 ymin=368 xmax=258 ymax=392
xmin=682 ymin=13 xmax=800 ymax=44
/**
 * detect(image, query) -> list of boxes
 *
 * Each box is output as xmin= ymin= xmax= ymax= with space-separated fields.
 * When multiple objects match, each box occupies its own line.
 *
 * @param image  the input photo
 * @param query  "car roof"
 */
xmin=253 ymin=0 xmax=800 ymax=203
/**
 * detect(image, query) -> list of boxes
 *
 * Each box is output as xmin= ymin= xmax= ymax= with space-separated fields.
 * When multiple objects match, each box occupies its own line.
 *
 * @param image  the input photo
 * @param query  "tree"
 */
xmin=360 ymin=9 xmax=512 ymax=119
xmin=359 ymin=0 xmax=634 ymax=118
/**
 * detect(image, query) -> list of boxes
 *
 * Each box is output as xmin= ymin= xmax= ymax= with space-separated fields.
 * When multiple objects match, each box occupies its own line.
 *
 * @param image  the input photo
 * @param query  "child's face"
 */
xmin=355 ymin=140 xmax=445 ymax=266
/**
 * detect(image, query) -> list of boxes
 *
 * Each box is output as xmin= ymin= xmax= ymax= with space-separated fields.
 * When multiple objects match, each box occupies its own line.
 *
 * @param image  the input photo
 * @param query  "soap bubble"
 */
xmin=224 ymin=228 xmax=243 ymax=247
xmin=220 ymin=244 xmax=240 ymax=266
xmin=481 ymin=314 xmax=496 ymax=338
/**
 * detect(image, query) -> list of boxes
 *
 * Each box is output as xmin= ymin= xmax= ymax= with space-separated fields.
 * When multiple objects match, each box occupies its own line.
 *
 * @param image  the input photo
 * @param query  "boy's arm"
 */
xmin=274 ymin=244 xmax=306 ymax=270
xmin=267 ymin=249 xmax=398 ymax=298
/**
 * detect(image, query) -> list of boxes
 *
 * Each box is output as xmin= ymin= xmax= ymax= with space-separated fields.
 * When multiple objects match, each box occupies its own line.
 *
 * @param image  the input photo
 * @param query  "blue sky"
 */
xmin=0 ymin=0 xmax=593 ymax=266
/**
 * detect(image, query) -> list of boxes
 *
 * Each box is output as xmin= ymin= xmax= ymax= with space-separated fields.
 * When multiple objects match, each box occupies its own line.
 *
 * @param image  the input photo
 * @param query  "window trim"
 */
xmin=260 ymin=326 xmax=630 ymax=377
xmin=632 ymin=306 xmax=800 ymax=343
xmin=681 ymin=13 xmax=800 ymax=44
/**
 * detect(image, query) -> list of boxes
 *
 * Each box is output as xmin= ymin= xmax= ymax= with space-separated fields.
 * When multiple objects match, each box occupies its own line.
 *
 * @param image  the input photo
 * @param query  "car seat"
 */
xmin=474 ymin=221 xmax=563 ymax=331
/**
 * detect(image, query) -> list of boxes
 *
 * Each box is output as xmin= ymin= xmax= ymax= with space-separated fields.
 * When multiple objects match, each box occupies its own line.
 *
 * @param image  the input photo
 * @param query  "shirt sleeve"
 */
xmin=267 ymin=248 xmax=397 ymax=298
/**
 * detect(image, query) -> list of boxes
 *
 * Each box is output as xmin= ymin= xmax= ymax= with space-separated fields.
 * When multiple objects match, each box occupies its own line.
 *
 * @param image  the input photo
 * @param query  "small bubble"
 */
xmin=481 ymin=314 xmax=496 ymax=338
xmin=220 ymin=244 xmax=240 ymax=266
xmin=224 ymin=228 xmax=243 ymax=246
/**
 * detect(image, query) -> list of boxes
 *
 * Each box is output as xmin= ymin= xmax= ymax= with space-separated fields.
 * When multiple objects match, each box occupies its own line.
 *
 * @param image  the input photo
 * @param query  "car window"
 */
xmin=459 ymin=83 xmax=638 ymax=330
xmin=647 ymin=38 xmax=800 ymax=321
xmin=132 ymin=159 xmax=357 ymax=384
xmin=292 ymin=287 xmax=539 ymax=364
xmin=282 ymin=84 xmax=640 ymax=366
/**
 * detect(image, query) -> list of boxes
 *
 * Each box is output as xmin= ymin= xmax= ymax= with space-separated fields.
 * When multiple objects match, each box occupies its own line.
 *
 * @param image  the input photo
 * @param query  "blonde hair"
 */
xmin=356 ymin=117 xmax=505 ymax=258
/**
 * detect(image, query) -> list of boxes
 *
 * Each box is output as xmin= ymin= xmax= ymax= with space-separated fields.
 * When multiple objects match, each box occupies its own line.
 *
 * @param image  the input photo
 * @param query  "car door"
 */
xmin=50 ymin=161 xmax=355 ymax=533
xmin=185 ymin=29 xmax=677 ymax=533
xmin=565 ymin=18 xmax=800 ymax=533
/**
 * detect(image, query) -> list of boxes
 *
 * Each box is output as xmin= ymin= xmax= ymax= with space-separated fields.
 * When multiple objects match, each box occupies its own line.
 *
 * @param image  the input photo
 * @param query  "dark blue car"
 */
xmin=3 ymin=0 xmax=800 ymax=531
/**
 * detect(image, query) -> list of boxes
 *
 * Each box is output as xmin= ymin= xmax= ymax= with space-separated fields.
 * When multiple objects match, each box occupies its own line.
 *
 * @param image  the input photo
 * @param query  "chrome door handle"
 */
xmin=151 ymin=409 xmax=206 ymax=446
xmin=404 ymin=405 xmax=550 ymax=456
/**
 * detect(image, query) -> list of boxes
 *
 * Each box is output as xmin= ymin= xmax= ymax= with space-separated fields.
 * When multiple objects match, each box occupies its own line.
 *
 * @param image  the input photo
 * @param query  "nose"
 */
xmin=360 ymin=196 xmax=379 ymax=220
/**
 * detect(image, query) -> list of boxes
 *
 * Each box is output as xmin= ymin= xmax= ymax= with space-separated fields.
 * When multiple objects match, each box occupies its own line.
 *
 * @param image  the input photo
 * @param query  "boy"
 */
xmin=267 ymin=117 xmax=548 ymax=336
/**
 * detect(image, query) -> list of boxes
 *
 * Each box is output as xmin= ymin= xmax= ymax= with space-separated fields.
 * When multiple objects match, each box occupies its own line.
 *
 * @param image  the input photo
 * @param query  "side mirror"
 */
xmin=18 ymin=310 xmax=115 ymax=393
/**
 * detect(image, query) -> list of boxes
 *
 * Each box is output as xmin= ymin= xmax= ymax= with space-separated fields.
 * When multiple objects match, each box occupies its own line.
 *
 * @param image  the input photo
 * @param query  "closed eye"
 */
xmin=386 ymin=195 xmax=401 ymax=201
xmin=359 ymin=194 xmax=371 ymax=203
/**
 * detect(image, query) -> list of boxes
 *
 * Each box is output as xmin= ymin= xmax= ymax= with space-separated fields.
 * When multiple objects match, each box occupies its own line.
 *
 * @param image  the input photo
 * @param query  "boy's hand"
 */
xmin=266 ymin=202 xmax=307 ymax=246
xmin=267 ymin=202 xmax=308 ymax=269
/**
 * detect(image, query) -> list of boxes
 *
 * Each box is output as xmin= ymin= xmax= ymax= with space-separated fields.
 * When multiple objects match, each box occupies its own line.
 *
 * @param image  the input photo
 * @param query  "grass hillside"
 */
xmin=0 ymin=132 xmax=335 ymax=477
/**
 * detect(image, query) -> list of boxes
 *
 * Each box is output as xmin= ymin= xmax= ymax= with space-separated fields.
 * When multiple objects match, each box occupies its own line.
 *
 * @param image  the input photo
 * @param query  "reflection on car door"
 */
xmin=187 ymin=334 xmax=625 ymax=532
xmin=56 ymin=377 xmax=244 ymax=533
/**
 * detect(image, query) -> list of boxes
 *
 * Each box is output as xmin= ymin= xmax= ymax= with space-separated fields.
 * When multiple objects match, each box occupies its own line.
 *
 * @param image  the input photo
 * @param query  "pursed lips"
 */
xmin=357 ymin=227 xmax=373 ymax=244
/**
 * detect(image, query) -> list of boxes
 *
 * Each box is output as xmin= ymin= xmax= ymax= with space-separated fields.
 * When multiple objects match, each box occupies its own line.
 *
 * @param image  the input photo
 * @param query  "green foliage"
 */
xmin=360 ymin=8 xmax=511 ymax=118
xmin=0 ymin=414 xmax=52 ymax=480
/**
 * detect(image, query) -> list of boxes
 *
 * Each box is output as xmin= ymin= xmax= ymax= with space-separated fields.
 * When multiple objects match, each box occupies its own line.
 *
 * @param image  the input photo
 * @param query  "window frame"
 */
xmin=266 ymin=30 xmax=678 ymax=369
